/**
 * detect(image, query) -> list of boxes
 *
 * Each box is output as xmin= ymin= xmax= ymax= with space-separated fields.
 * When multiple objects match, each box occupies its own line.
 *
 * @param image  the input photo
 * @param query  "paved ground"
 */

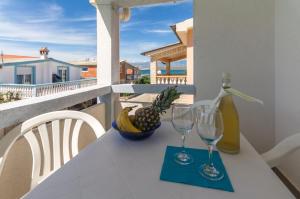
xmin=119 ymin=94 xmax=194 ymax=121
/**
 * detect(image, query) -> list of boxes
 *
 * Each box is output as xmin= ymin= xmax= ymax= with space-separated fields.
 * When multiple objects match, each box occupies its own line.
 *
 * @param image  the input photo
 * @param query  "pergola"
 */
xmin=142 ymin=42 xmax=186 ymax=68
xmin=142 ymin=42 xmax=187 ymax=84
xmin=142 ymin=43 xmax=187 ymax=64
xmin=141 ymin=18 xmax=193 ymax=85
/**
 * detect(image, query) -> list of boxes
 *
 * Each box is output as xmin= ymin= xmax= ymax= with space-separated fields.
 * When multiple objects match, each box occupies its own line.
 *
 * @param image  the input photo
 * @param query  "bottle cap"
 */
xmin=222 ymin=72 xmax=231 ymax=88
xmin=222 ymin=72 xmax=231 ymax=80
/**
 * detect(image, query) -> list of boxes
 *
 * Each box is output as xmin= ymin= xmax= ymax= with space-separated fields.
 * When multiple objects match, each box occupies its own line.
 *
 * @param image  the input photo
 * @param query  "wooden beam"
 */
xmin=168 ymin=54 xmax=187 ymax=62
xmin=166 ymin=61 xmax=171 ymax=75
xmin=152 ymin=46 xmax=187 ymax=61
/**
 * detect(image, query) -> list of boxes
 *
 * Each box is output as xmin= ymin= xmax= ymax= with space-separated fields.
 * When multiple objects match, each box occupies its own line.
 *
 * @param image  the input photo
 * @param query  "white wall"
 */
xmin=275 ymin=0 xmax=300 ymax=189
xmin=0 ymin=67 xmax=14 ymax=84
xmin=194 ymin=0 xmax=275 ymax=152
xmin=0 ymin=61 xmax=81 ymax=85
xmin=48 ymin=62 xmax=81 ymax=82
xmin=14 ymin=60 xmax=82 ymax=84
xmin=47 ymin=61 xmax=81 ymax=83
xmin=69 ymin=67 xmax=82 ymax=80
xmin=36 ymin=62 xmax=51 ymax=84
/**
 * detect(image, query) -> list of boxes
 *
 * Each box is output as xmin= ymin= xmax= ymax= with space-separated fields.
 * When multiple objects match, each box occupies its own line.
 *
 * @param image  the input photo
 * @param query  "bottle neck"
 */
xmin=222 ymin=79 xmax=231 ymax=89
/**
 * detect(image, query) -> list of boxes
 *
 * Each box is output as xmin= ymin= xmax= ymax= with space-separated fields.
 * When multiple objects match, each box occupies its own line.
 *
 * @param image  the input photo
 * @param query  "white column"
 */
xmin=150 ymin=58 xmax=157 ymax=84
xmin=186 ymin=29 xmax=193 ymax=85
xmin=91 ymin=0 xmax=120 ymax=129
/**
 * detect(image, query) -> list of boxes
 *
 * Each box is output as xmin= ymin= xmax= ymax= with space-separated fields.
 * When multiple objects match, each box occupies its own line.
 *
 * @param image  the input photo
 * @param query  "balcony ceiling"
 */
xmin=143 ymin=43 xmax=187 ymax=62
xmin=90 ymin=0 xmax=183 ymax=7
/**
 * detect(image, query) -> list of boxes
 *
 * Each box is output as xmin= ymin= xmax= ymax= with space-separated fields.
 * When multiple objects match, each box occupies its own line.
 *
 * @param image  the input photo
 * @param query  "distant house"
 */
xmin=120 ymin=60 xmax=140 ymax=83
xmin=71 ymin=59 xmax=97 ymax=79
xmin=0 ymin=48 xmax=82 ymax=84
xmin=72 ymin=60 xmax=140 ymax=83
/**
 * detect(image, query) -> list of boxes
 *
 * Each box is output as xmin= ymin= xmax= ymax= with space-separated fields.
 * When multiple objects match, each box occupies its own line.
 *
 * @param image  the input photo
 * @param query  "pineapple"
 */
xmin=134 ymin=86 xmax=181 ymax=131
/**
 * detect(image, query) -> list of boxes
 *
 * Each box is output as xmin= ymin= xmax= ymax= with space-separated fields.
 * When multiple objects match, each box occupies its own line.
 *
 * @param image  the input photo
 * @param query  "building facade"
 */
xmin=0 ymin=48 xmax=82 ymax=84
xmin=72 ymin=60 xmax=140 ymax=83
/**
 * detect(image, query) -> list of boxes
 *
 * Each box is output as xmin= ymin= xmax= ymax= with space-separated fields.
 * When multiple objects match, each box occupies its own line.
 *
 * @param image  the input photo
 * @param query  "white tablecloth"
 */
xmin=25 ymin=122 xmax=295 ymax=199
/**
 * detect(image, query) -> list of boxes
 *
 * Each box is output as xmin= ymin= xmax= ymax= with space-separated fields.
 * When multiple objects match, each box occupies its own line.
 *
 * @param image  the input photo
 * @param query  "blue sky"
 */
xmin=0 ymin=0 xmax=192 ymax=62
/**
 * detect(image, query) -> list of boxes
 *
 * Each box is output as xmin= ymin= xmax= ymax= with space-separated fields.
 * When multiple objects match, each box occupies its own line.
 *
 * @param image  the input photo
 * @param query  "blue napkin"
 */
xmin=160 ymin=146 xmax=234 ymax=192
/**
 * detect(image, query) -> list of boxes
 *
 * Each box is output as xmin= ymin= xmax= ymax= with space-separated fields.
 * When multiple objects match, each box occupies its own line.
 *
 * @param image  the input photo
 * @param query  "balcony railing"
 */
xmin=0 ymin=78 xmax=97 ymax=98
xmin=0 ymin=84 xmax=196 ymax=130
xmin=156 ymin=75 xmax=187 ymax=85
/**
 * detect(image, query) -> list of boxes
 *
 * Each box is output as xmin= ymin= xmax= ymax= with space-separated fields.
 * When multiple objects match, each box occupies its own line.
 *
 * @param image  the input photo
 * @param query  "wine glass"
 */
xmin=196 ymin=105 xmax=224 ymax=181
xmin=171 ymin=104 xmax=194 ymax=165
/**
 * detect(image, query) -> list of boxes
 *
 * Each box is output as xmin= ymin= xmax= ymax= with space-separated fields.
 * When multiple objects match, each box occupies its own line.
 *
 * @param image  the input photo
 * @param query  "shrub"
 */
xmin=134 ymin=76 xmax=150 ymax=84
xmin=0 ymin=92 xmax=21 ymax=104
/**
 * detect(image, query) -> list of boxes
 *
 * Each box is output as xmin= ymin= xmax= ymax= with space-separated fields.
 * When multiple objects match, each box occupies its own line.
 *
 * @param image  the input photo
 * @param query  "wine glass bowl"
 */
xmin=196 ymin=105 xmax=224 ymax=181
xmin=171 ymin=104 xmax=194 ymax=165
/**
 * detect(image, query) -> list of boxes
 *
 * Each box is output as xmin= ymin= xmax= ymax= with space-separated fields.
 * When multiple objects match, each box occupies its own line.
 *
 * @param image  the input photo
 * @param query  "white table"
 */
xmin=24 ymin=122 xmax=295 ymax=199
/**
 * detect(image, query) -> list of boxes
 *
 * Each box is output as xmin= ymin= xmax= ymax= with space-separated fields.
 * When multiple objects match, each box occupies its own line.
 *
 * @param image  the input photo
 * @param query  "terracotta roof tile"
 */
xmin=2 ymin=54 xmax=38 ymax=59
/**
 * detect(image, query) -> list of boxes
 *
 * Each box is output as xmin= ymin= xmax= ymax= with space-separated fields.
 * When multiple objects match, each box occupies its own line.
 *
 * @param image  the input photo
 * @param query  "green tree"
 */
xmin=134 ymin=76 xmax=150 ymax=84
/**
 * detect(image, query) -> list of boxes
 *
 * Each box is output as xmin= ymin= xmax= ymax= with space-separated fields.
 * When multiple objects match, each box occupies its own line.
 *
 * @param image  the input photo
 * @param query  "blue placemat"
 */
xmin=160 ymin=146 xmax=234 ymax=192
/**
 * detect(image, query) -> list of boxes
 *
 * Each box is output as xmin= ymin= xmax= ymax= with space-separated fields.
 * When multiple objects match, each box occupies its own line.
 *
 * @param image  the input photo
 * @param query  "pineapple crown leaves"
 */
xmin=152 ymin=86 xmax=182 ymax=114
xmin=124 ymin=105 xmax=138 ymax=112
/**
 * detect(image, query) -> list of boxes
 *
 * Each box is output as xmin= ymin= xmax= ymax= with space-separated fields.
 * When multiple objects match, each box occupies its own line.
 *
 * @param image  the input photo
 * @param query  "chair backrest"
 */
xmin=0 ymin=110 xmax=105 ymax=189
xmin=262 ymin=133 xmax=300 ymax=168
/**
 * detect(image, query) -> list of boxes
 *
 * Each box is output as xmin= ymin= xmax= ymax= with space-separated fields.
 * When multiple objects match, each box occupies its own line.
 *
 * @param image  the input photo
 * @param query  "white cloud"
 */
xmin=64 ymin=16 xmax=96 ymax=22
xmin=0 ymin=41 xmax=95 ymax=62
xmin=23 ymin=3 xmax=64 ymax=23
xmin=0 ymin=0 xmax=187 ymax=63
xmin=121 ymin=20 xmax=149 ymax=32
xmin=136 ymin=0 xmax=192 ymax=9
xmin=0 ymin=2 xmax=96 ymax=46
xmin=0 ymin=1 xmax=97 ymax=61
xmin=121 ymin=41 xmax=168 ymax=62
xmin=26 ymin=15 xmax=96 ymax=24
xmin=145 ymin=29 xmax=173 ymax=34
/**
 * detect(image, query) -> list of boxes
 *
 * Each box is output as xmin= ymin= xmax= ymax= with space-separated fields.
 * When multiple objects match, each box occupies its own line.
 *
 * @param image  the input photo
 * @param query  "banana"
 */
xmin=116 ymin=107 xmax=141 ymax=133
xmin=129 ymin=115 xmax=135 ymax=124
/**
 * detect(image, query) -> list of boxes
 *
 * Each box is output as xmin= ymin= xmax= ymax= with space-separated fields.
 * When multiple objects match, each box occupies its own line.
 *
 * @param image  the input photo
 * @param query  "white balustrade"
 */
xmin=156 ymin=75 xmax=187 ymax=85
xmin=0 ymin=78 xmax=97 ymax=99
xmin=0 ymin=84 xmax=196 ymax=129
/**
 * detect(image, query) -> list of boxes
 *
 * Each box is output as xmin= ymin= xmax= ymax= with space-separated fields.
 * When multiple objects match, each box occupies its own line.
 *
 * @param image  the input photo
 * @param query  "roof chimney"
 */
xmin=40 ymin=47 xmax=49 ymax=60
xmin=0 ymin=51 xmax=3 ymax=68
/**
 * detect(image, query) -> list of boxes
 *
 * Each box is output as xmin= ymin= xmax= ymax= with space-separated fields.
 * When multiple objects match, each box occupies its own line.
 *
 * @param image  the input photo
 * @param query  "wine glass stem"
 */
xmin=208 ymin=145 xmax=214 ymax=167
xmin=181 ymin=135 xmax=186 ymax=151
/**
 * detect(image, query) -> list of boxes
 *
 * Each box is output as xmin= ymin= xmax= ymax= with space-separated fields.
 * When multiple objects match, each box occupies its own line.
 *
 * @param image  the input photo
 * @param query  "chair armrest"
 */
xmin=0 ymin=125 xmax=22 ymax=175
xmin=262 ymin=133 xmax=300 ymax=168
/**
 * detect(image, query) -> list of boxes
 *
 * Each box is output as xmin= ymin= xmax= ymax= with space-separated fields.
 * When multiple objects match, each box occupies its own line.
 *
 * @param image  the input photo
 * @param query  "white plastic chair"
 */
xmin=262 ymin=133 xmax=300 ymax=168
xmin=0 ymin=110 xmax=105 ymax=189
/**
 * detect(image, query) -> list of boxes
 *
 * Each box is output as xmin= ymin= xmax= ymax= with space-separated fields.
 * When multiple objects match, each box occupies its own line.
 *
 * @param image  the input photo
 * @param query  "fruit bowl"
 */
xmin=112 ymin=120 xmax=161 ymax=141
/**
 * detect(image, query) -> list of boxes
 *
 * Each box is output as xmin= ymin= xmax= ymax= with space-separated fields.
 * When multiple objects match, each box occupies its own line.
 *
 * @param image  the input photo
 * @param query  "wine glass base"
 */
xmin=174 ymin=152 xmax=194 ymax=165
xmin=199 ymin=164 xmax=224 ymax=181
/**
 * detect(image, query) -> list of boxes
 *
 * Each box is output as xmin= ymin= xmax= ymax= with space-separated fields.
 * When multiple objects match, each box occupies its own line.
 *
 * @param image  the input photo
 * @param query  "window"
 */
xmin=59 ymin=69 xmax=67 ymax=82
xmin=17 ymin=74 xmax=32 ymax=84
xmin=15 ymin=66 xmax=34 ymax=84
xmin=82 ymin=67 xmax=88 ymax=72
xmin=126 ymin=74 xmax=134 ymax=80
xmin=57 ymin=66 xmax=69 ymax=82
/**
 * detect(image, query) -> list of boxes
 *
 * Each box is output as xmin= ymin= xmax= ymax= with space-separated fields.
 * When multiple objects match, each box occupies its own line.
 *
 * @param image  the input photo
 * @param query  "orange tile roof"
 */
xmin=2 ymin=54 xmax=38 ymax=59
